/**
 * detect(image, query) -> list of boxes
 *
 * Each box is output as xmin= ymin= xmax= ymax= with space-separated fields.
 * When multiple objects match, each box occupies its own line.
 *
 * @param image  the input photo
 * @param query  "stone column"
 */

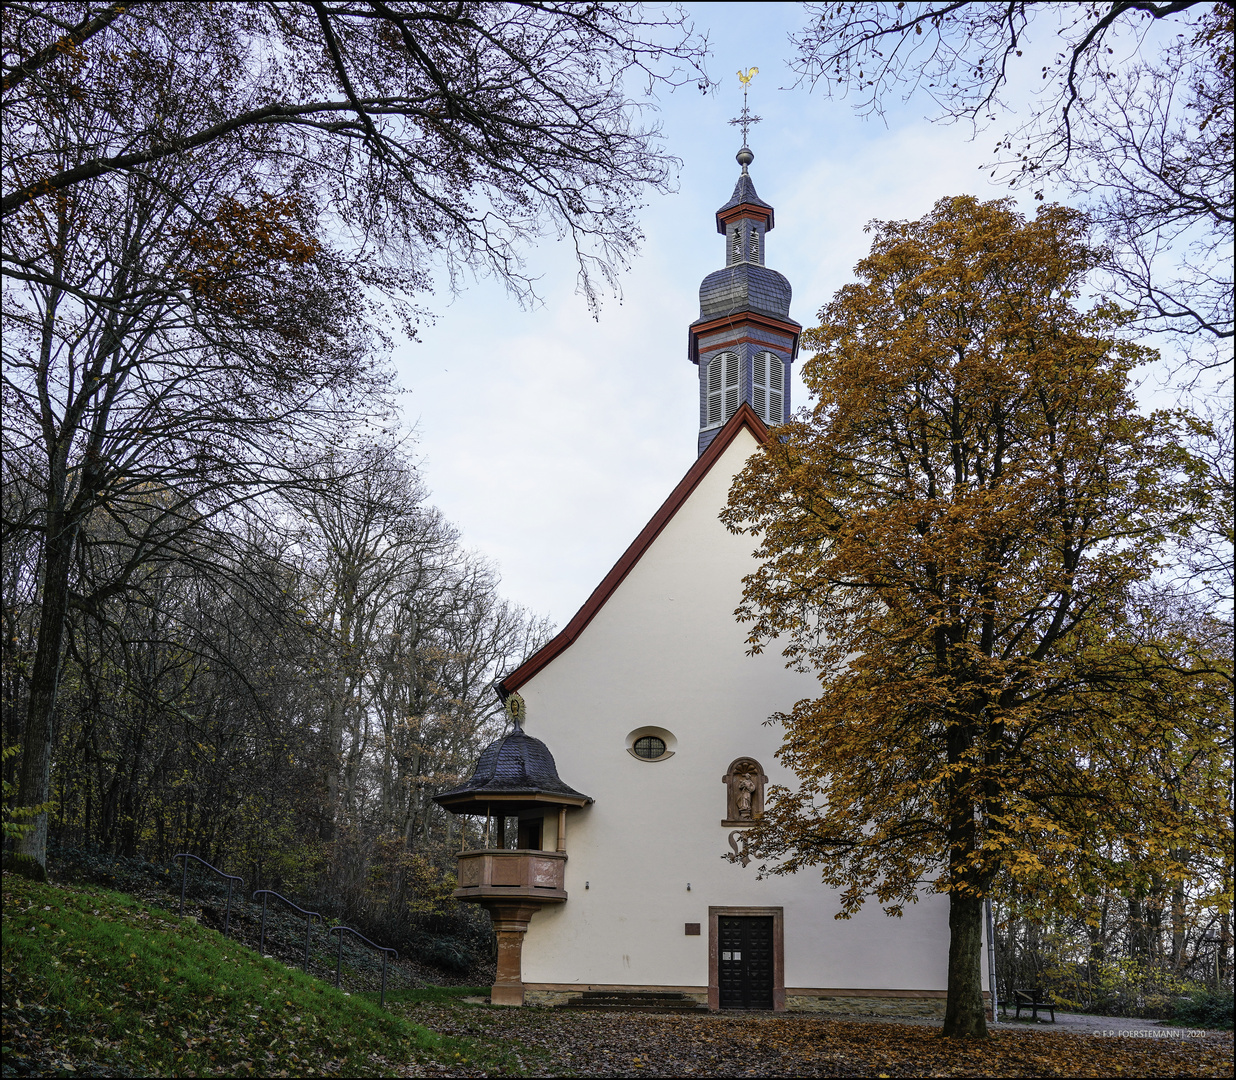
xmin=485 ymin=901 xmax=543 ymax=1006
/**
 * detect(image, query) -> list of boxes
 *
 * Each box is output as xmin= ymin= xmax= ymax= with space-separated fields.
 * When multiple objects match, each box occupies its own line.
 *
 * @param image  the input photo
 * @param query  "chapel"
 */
xmin=435 ymin=140 xmax=973 ymax=1014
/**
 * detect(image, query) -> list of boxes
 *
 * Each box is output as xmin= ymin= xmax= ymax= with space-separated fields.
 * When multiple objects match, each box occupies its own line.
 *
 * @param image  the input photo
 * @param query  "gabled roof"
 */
xmin=497 ymin=403 xmax=770 ymax=698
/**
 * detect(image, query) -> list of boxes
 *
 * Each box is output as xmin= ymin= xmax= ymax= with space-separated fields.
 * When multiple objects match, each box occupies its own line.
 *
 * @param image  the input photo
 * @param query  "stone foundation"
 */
xmin=524 ymin=990 xmax=576 ymax=1007
xmin=525 ymin=986 xmax=945 ymax=1016
xmin=785 ymin=994 xmax=946 ymax=1018
xmin=525 ymin=988 xmax=711 ymax=1008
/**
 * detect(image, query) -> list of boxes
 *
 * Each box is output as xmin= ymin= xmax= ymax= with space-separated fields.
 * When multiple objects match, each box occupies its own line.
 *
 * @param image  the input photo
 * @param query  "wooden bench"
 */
xmin=1008 ymin=987 xmax=1055 ymax=1022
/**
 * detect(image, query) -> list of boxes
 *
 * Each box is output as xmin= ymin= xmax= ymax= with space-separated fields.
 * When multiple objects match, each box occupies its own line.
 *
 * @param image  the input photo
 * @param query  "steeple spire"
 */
xmin=687 ymin=75 xmax=801 ymax=457
xmin=729 ymin=67 xmax=762 ymax=173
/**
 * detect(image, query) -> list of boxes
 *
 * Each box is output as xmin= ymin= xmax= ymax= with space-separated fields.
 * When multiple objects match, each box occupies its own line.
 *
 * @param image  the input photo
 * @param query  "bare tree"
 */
xmin=372 ymin=557 xmax=552 ymax=852
xmin=286 ymin=437 xmax=551 ymax=853
xmin=3 ymin=410 xmax=545 ymax=956
xmin=790 ymin=2 xmax=1233 ymax=346
xmin=2 ymin=74 xmax=391 ymax=870
xmin=2 ymin=1 xmax=709 ymax=306
xmin=1053 ymin=6 xmax=1232 ymax=349
xmin=38 ymin=507 xmax=324 ymax=866
xmin=286 ymin=439 xmax=440 ymax=841
xmin=1178 ymin=408 xmax=1235 ymax=611
xmin=2 ymin=2 xmax=709 ymax=875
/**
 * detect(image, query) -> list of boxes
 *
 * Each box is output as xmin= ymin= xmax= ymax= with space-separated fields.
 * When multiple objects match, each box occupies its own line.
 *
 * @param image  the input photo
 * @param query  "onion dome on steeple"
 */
xmin=688 ymin=139 xmax=801 ymax=457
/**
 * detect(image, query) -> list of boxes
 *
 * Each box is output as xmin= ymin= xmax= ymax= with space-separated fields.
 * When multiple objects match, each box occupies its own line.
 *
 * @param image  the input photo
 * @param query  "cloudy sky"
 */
xmin=386 ymin=3 xmax=1141 ymax=631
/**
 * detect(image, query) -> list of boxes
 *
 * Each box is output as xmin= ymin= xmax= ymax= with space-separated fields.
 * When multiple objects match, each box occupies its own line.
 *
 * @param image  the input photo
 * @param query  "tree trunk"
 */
xmin=1128 ymin=895 xmax=1154 ymax=961
xmin=1170 ymin=876 xmax=1187 ymax=973
xmin=15 ymin=524 xmax=77 ymax=871
xmin=320 ymin=692 xmax=342 ymax=842
xmin=1219 ymin=911 xmax=1231 ymax=989
xmin=943 ymin=892 xmax=988 ymax=1037
xmin=1086 ymin=912 xmax=1105 ymax=1004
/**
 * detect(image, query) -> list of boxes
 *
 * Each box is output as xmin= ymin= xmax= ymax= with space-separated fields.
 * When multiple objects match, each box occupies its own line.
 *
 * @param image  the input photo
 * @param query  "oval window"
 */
xmin=633 ymin=736 xmax=667 ymax=760
xmin=625 ymin=726 xmax=676 ymax=762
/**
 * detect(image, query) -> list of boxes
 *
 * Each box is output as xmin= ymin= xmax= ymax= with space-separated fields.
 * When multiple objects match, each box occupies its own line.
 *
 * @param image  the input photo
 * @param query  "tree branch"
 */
xmin=2 ymin=100 xmax=357 ymax=218
xmin=1 ymin=2 xmax=134 ymax=95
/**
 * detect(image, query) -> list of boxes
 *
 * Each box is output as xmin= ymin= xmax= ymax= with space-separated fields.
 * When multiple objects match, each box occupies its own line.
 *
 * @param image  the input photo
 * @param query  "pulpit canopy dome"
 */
xmin=434 ymin=727 xmax=592 ymax=814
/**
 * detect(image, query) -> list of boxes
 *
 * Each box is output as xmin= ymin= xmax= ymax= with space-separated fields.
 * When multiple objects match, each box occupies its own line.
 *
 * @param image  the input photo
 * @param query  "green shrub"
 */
xmin=1171 ymin=990 xmax=1235 ymax=1029
xmin=1087 ymin=957 xmax=1206 ymax=1018
xmin=420 ymin=935 xmax=472 ymax=973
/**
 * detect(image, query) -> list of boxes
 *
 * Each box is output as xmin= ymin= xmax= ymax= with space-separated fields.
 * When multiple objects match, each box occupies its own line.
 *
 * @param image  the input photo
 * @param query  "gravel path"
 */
xmin=995 ymin=1012 xmax=1209 ymax=1036
xmin=845 ymin=1010 xmax=1218 ymax=1036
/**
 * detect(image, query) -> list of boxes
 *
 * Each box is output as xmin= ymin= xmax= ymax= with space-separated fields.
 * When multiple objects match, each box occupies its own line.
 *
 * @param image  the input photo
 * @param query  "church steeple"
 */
xmin=688 ymin=141 xmax=801 ymax=456
xmin=685 ymin=73 xmax=801 ymax=453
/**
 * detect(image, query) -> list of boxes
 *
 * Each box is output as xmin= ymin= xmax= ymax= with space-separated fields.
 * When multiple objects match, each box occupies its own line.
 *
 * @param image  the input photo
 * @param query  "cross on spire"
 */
xmin=728 ymin=67 xmax=762 ymax=161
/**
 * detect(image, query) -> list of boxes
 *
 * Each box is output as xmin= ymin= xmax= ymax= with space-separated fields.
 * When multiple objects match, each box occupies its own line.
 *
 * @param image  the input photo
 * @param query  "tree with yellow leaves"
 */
xmin=723 ymin=196 xmax=1232 ymax=1038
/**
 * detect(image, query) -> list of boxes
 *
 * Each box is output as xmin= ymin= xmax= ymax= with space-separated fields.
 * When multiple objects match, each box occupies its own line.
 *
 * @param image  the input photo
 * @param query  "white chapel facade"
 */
xmin=435 ymin=146 xmax=967 ymax=1014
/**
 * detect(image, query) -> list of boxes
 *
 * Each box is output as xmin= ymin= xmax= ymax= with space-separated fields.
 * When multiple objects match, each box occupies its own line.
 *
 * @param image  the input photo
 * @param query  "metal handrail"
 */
xmin=252 ymin=890 xmax=323 ymax=972
xmin=328 ymin=924 xmax=397 ymax=1008
xmin=174 ymin=853 xmax=244 ymax=935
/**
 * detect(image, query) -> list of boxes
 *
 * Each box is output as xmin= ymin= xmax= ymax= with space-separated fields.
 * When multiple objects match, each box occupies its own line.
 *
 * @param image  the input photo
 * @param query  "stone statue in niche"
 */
xmin=722 ymin=757 xmax=767 ymax=826
xmin=734 ymin=773 xmax=756 ymax=818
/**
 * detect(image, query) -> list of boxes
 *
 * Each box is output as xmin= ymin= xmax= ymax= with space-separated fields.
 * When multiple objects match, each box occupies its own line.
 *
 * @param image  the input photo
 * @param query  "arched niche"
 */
xmin=721 ymin=757 xmax=768 ymax=826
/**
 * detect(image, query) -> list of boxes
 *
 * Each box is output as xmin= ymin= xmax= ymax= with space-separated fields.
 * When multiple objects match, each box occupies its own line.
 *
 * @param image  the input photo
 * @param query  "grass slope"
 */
xmin=2 ymin=872 xmax=519 ymax=1077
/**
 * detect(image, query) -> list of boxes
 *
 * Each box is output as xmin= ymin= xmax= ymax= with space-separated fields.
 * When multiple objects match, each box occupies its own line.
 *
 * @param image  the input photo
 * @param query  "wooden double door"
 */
xmin=718 ymin=915 xmax=774 ymax=1010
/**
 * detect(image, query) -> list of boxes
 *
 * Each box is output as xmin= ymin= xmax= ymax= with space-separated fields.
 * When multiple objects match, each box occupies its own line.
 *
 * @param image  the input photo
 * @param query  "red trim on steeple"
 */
xmin=688 ymin=310 xmax=802 ymax=365
xmin=716 ymin=203 xmax=773 ymax=232
xmin=497 ymin=403 xmax=770 ymax=700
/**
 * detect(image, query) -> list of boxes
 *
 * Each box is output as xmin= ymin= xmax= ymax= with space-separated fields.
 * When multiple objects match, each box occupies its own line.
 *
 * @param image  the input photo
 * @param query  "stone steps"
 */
xmin=560 ymin=990 xmax=708 ymax=1013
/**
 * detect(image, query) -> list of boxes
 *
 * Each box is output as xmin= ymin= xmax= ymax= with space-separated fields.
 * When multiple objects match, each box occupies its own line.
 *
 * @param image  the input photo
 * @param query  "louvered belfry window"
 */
xmin=753 ymin=352 xmax=783 ymax=424
xmin=749 ymin=228 xmax=760 ymax=263
xmin=731 ymin=227 xmax=743 ymax=264
xmin=707 ymin=355 xmax=723 ymax=425
xmin=707 ymin=351 xmax=741 ymax=427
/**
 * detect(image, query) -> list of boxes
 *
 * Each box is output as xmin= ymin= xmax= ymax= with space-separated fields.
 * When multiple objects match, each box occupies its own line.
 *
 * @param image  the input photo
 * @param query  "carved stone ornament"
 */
xmin=727 ymin=830 xmax=750 ymax=867
xmin=721 ymin=757 xmax=767 ymax=826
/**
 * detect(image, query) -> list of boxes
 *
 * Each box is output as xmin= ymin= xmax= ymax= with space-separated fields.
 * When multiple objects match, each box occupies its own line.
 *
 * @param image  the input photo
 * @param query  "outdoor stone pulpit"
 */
xmin=433 ymin=694 xmax=591 ymax=1005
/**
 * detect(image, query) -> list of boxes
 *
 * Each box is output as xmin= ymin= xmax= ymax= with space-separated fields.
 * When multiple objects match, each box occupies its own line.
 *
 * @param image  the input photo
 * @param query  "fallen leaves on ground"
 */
xmin=394 ymin=1004 xmax=1233 ymax=1078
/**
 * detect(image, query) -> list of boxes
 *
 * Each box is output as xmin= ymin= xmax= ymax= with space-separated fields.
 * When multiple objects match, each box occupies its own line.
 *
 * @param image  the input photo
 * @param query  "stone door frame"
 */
xmin=708 ymin=905 xmax=785 ymax=1011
